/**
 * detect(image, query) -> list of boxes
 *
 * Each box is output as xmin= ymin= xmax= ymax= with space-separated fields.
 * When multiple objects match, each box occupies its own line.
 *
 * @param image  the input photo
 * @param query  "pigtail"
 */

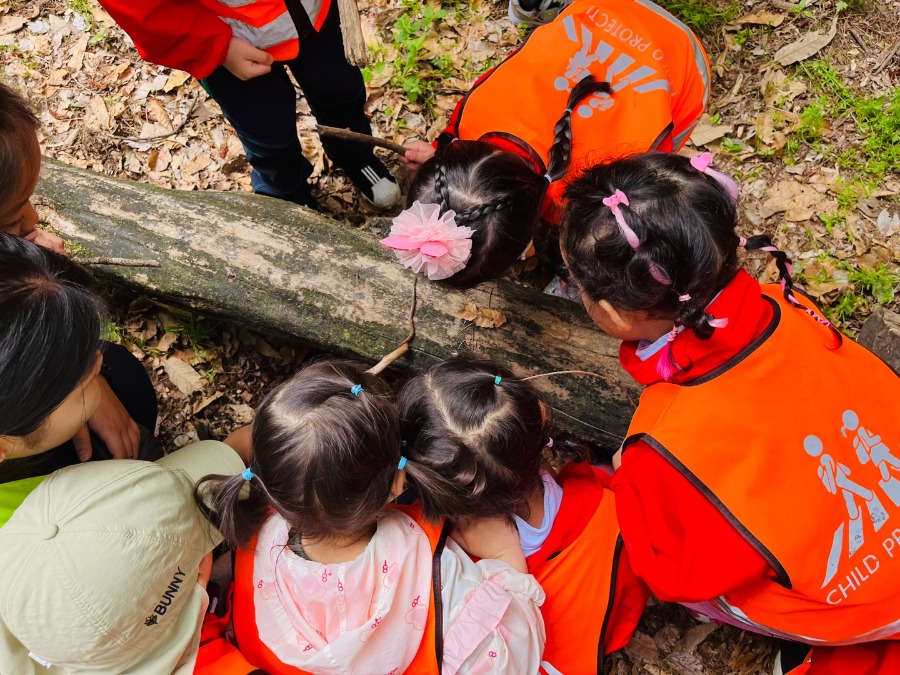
xmin=401 ymin=454 xmax=474 ymax=523
xmin=677 ymin=297 xmax=719 ymax=340
xmin=455 ymin=198 xmax=514 ymax=225
xmin=545 ymin=76 xmax=612 ymax=181
xmin=194 ymin=472 xmax=272 ymax=550
xmin=743 ymin=234 xmax=843 ymax=347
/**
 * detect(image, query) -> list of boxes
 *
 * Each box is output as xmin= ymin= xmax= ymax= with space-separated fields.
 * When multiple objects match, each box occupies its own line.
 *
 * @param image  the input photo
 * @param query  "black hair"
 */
xmin=0 ymin=81 xmax=40 ymax=218
xmin=196 ymin=359 xmax=404 ymax=549
xmin=408 ymin=76 xmax=611 ymax=288
xmin=398 ymin=357 xmax=582 ymax=522
xmin=0 ymin=233 xmax=104 ymax=439
xmin=561 ymin=152 xmax=842 ymax=364
xmin=562 ymin=152 xmax=740 ymax=340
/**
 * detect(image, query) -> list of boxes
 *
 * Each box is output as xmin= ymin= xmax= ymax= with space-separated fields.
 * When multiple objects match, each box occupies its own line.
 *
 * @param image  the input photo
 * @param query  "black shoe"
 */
xmin=343 ymin=158 xmax=401 ymax=209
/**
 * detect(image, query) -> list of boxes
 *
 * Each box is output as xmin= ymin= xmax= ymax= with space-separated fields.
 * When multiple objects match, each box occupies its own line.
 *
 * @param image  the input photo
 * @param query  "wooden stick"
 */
xmin=336 ymin=0 xmax=368 ymax=67
xmin=874 ymin=38 xmax=900 ymax=75
xmin=849 ymin=29 xmax=867 ymax=54
xmin=317 ymin=125 xmax=407 ymax=155
xmin=75 ymin=257 xmax=161 ymax=267
xmin=368 ymin=278 xmax=417 ymax=376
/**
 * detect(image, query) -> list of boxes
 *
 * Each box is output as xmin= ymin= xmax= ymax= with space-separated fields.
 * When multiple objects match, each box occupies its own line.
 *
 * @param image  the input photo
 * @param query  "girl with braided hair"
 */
xmin=382 ymin=0 xmax=710 ymax=287
xmin=560 ymin=151 xmax=900 ymax=673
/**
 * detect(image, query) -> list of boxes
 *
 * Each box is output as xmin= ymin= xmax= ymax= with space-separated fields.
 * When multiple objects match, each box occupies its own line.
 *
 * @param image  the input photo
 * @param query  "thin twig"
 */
xmin=849 ymin=29 xmax=867 ymax=54
xmin=106 ymin=96 xmax=199 ymax=143
xmin=874 ymin=38 xmax=900 ymax=75
xmin=520 ymin=369 xmax=610 ymax=381
xmin=368 ymin=278 xmax=418 ymax=375
xmin=317 ymin=125 xmax=407 ymax=155
xmin=75 ymin=257 xmax=161 ymax=267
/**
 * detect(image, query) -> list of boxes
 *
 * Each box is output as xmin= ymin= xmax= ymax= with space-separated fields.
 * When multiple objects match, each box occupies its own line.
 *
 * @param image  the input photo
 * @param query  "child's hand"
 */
xmin=401 ymin=140 xmax=436 ymax=170
xmin=75 ymin=377 xmax=141 ymax=461
xmin=452 ymin=516 xmax=527 ymax=573
xmin=24 ymin=228 xmax=66 ymax=256
xmin=224 ymin=37 xmax=274 ymax=80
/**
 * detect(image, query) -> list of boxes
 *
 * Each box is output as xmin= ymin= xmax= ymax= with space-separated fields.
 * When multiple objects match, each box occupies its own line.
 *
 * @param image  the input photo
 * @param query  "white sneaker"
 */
xmin=508 ymin=0 xmax=572 ymax=26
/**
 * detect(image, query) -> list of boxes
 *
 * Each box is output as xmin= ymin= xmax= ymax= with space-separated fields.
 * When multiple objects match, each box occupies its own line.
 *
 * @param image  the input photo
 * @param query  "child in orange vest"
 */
xmin=198 ymin=359 xmax=546 ymax=674
xmin=559 ymin=151 xmax=900 ymax=673
xmin=382 ymin=0 xmax=709 ymax=287
xmin=398 ymin=357 xmax=650 ymax=674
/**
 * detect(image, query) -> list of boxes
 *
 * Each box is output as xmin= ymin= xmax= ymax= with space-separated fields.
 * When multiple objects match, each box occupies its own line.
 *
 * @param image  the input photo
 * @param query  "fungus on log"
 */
xmin=36 ymin=159 xmax=641 ymax=449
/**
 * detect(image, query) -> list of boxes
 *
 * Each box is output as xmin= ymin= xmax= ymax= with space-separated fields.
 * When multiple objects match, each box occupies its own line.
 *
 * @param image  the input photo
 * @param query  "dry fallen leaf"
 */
xmin=733 ymin=11 xmax=785 ymax=27
xmin=774 ymin=16 xmax=838 ymax=66
xmin=0 ymin=16 xmax=27 ymax=36
xmin=162 ymin=357 xmax=205 ymax=395
xmin=689 ymin=121 xmax=734 ymax=147
xmin=624 ymin=631 xmax=659 ymax=662
xmin=163 ymin=70 xmax=191 ymax=93
xmin=456 ymin=300 xmax=507 ymax=328
xmin=157 ymin=331 xmax=178 ymax=352
xmin=192 ymin=391 xmax=224 ymax=415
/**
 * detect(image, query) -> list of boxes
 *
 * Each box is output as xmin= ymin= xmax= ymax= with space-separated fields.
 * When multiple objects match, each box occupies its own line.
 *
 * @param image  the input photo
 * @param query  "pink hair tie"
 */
xmin=678 ymin=294 xmax=691 ymax=302
xmin=690 ymin=152 xmax=740 ymax=203
xmin=602 ymin=189 xmax=640 ymax=250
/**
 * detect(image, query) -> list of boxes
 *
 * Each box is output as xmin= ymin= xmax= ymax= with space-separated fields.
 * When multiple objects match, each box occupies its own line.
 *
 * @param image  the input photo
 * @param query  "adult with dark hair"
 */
xmin=560 ymin=151 xmax=900 ymax=673
xmin=381 ymin=0 xmax=710 ymax=288
xmin=199 ymin=358 xmax=546 ymax=674
xmin=399 ymin=357 xmax=649 ymax=674
xmin=0 ymin=233 xmax=161 ymax=526
xmin=0 ymin=81 xmax=65 ymax=253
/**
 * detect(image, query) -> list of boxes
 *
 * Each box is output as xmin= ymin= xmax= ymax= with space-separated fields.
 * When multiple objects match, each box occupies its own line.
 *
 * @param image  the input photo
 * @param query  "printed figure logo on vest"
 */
xmin=552 ymin=10 xmax=670 ymax=118
xmin=804 ymin=410 xmax=900 ymax=603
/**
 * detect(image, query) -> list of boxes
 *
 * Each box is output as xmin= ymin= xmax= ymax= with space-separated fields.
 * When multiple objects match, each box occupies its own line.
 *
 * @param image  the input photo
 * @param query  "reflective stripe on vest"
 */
xmin=452 ymin=0 xmax=709 ymax=177
xmin=233 ymin=505 xmax=447 ymax=674
xmin=624 ymin=286 xmax=900 ymax=644
xmin=221 ymin=11 xmax=298 ymax=51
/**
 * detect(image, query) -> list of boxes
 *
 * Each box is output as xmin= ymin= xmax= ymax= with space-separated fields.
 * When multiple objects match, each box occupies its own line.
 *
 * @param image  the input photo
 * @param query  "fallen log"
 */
xmin=36 ymin=159 xmax=641 ymax=449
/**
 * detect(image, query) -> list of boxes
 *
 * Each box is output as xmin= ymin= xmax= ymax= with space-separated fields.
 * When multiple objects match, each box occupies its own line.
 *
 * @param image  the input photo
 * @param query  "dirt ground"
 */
xmin=2 ymin=0 xmax=898 ymax=671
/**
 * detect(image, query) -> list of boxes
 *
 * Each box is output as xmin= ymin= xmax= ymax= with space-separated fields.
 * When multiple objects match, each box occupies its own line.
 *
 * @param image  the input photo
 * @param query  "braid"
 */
xmin=454 ymin=197 xmax=515 ymax=225
xmin=744 ymin=234 xmax=843 ymax=346
xmin=434 ymin=163 xmax=451 ymax=211
xmin=676 ymin=297 xmax=717 ymax=340
xmin=545 ymin=76 xmax=612 ymax=181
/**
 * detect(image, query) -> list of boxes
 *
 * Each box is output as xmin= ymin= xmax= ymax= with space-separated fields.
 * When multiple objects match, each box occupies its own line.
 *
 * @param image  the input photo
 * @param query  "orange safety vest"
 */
xmin=623 ymin=286 xmax=900 ymax=644
xmin=232 ymin=505 xmax=451 ymax=674
xmin=198 ymin=0 xmax=330 ymax=63
xmin=449 ymin=0 xmax=709 ymax=218
xmin=531 ymin=465 xmax=637 ymax=675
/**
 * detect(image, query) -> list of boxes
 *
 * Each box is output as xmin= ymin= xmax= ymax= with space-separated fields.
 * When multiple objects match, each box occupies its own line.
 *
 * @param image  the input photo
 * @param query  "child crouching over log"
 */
xmin=399 ymin=357 xmax=650 ymax=674
xmin=382 ymin=0 xmax=710 ymax=287
xmin=560 ymin=151 xmax=900 ymax=674
xmin=198 ymin=359 xmax=547 ymax=674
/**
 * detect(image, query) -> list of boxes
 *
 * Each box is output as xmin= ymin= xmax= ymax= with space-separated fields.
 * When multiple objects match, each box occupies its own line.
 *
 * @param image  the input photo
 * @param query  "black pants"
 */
xmin=0 ymin=343 xmax=161 ymax=484
xmin=202 ymin=2 xmax=374 ymax=205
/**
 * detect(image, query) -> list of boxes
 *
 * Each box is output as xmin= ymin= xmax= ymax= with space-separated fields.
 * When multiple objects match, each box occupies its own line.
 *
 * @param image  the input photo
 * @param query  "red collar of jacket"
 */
xmin=619 ymin=270 xmax=774 ymax=386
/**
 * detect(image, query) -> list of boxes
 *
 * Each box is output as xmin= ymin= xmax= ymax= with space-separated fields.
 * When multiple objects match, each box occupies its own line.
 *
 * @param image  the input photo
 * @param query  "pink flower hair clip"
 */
xmin=380 ymin=201 xmax=474 ymax=281
xmin=690 ymin=152 xmax=740 ymax=203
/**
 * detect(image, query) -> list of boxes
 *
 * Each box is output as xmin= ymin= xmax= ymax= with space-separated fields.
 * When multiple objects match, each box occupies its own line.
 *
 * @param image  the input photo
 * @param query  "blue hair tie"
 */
xmin=397 ymin=456 xmax=408 ymax=470
xmin=350 ymin=384 xmax=363 ymax=397
xmin=241 ymin=467 xmax=254 ymax=481
xmin=544 ymin=173 xmax=553 ymax=183
xmin=494 ymin=375 xmax=502 ymax=385
xmin=565 ymin=107 xmax=573 ymax=114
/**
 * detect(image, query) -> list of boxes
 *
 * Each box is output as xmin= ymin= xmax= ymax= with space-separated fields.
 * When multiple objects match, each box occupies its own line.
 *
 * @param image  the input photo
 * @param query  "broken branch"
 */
xmin=317 ymin=125 xmax=407 ymax=155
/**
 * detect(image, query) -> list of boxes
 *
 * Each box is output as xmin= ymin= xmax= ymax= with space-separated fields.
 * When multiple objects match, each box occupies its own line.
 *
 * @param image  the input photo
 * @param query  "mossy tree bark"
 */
xmin=36 ymin=159 xmax=641 ymax=449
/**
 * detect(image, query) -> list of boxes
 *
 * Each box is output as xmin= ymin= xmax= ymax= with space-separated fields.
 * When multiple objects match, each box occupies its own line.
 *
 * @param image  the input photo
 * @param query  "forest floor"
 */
xmin=2 ymin=0 xmax=899 ymax=671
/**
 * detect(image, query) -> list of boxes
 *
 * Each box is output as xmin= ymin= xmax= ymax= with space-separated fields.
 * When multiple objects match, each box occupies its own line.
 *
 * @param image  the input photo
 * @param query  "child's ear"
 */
xmin=597 ymin=299 xmax=635 ymax=333
xmin=388 ymin=468 xmax=406 ymax=502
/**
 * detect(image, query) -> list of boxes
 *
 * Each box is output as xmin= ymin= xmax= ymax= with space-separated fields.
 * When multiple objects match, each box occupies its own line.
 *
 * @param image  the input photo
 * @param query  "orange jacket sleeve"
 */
xmin=97 ymin=0 xmax=232 ymax=79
